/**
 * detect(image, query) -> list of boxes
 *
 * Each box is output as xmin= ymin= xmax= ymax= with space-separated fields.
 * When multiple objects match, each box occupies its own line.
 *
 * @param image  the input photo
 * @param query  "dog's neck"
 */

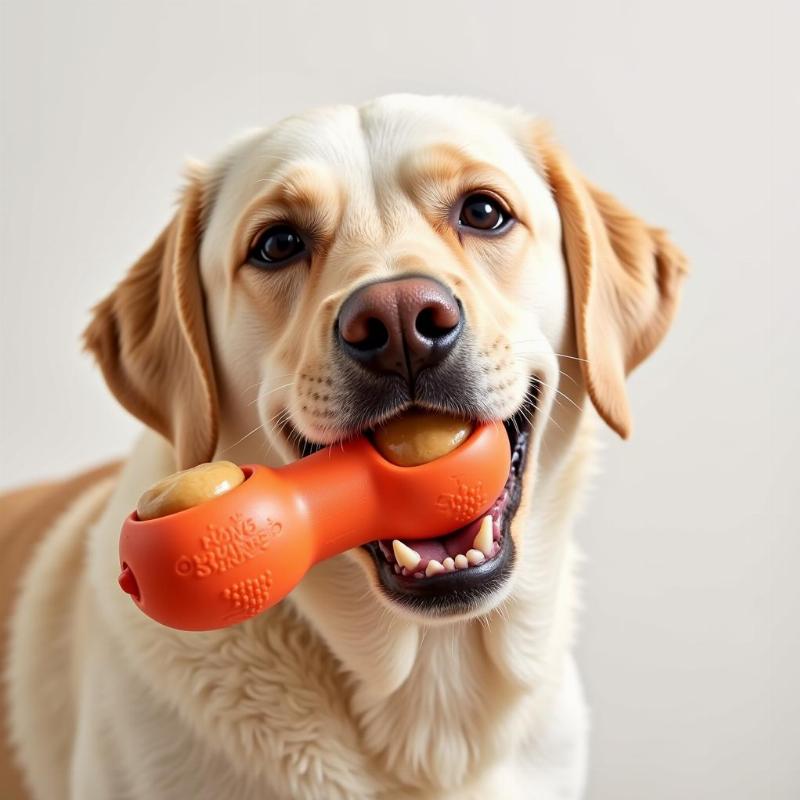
xmin=288 ymin=415 xmax=594 ymax=791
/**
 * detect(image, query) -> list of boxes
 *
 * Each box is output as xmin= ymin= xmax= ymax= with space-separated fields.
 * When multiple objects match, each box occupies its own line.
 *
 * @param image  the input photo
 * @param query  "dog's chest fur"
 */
xmin=9 ymin=428 xmax=591 ymax=800
xmin=89 ymin=582 xmax=584 ymax=800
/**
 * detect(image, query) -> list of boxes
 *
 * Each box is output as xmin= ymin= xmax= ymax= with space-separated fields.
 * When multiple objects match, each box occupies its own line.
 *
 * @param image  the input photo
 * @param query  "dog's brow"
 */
xmin=402 ymin=143 xmax=486 ymax=182
xmin=399 ymin=143 xmax=524 ymax=217
xmin=236 ymin=167 xmax=341 ymax=244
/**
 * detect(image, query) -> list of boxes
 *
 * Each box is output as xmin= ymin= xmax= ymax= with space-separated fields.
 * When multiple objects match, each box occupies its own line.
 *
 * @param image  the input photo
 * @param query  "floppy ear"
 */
xmin=83 ymin=171 xmax=219 ymax=468
xmin=534 ymin=129 xmax=688 ymax=438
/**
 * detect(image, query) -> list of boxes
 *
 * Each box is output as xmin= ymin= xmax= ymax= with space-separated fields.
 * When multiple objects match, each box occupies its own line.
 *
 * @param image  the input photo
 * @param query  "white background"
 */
xmin=1 ymin=1 xmax=796 ymax=797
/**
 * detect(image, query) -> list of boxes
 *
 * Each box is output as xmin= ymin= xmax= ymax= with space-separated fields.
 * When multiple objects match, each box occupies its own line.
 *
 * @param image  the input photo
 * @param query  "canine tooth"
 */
xmin=454 ymin=554 xmax=469 ymax=570
xmin=425 ymin=559 xmax=445 ymax=577
xmin=393 ymin=540 xmax=421 ymax=571
xmin=443 ymin=557 xmax=455 ymax=572
xmin=466 ymin=549 xmax=485 ymax=566
xmin=473 ymin=515 xmax=493 ymax=556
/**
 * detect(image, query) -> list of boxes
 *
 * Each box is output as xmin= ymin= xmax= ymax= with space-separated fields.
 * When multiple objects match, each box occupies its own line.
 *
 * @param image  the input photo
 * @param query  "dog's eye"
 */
xmin=248 ymin=225 xmax=306 ymax=268
xmin=458 ymin=194 xmax=511 ymax=232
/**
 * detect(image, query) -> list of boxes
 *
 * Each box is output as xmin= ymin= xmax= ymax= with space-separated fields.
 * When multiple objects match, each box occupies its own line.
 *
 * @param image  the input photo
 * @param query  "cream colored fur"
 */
xmin=6 ymin=95 xmax=685 ymax=799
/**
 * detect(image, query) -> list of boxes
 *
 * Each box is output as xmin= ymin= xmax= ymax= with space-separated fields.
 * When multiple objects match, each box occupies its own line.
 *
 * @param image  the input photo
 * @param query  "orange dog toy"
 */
xmin=118 ymin=423 xmax=510 ymax=630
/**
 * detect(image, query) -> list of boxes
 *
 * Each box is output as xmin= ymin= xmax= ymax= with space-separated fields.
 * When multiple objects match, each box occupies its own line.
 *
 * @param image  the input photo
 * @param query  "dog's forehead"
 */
xmin=241 ymin=98 xmax=530 ymax=182
xmin=204 ymin=98 xmax=542 ymax=247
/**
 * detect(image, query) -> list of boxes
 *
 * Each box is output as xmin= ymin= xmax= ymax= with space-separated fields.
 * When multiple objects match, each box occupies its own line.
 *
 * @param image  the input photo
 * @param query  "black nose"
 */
xmin=337 ymin=276 xmax=463 ymax=380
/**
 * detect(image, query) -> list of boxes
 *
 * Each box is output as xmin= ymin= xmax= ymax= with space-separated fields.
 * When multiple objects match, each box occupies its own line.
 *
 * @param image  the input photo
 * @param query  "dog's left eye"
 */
xmin=458 ymin=193 xmax=512 ymax=232
xmin=248 ymin=225 xmax=306 ymax=268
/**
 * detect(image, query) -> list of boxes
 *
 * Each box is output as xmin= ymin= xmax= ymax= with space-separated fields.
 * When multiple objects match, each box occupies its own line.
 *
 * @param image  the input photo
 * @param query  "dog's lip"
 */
xmin=281 ymin=383 xmax=537 ymax=462
xmin=278 ymin=422 xmax=326 ymax=460
xmin=370 ymin=534 xmax=516 ymax=609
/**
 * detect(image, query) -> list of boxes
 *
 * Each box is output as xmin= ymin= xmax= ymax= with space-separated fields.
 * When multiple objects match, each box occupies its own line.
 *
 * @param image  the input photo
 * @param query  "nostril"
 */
xmin=340 ymin=316 xmax=390 ymax=352
xmin=354 ymin=318 xmax=389 ymax=351
xmin=416 ymin=307 xmax=446 ymax=339
xmin=414 ymin=303 xmax=461 ymax=340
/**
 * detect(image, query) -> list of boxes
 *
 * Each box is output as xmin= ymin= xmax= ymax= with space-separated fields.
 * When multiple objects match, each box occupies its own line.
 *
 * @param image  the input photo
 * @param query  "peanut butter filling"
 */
xmin=372 ymin=411 xmax=474 ymax=467
xmin=136 ymin=461 xmax=245 ymax=520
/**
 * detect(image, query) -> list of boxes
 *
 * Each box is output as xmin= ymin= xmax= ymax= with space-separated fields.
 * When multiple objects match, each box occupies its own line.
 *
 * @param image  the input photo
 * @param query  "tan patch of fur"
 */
xmin=5 ymin=475 xmax=118 ymax=800
xmin=533 ymin=126 xmax=688 ymax=438
xmin=82 ymin=175 xmax=219 ymax=468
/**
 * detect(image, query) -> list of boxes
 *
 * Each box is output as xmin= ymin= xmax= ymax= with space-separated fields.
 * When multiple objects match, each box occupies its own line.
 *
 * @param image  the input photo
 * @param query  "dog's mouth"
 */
xmin=365 ymin=386 xmax=536 ymax=616
xmin=285 ymin=381 xmax=538 ymax=616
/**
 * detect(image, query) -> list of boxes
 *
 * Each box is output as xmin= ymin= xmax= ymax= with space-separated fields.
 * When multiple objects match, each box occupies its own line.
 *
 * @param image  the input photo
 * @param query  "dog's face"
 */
xmin=86 ymin=95 xmax=686 ymax=624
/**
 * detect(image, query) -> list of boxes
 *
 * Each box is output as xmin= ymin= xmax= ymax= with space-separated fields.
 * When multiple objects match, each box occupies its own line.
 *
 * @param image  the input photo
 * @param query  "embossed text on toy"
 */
xmin=174 ymin=513 xmax=283 ymax=578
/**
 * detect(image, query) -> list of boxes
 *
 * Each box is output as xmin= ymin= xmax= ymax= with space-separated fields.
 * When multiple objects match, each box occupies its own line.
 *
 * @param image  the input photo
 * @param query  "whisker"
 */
xmin=552 ymin=352 xmax=590 ymax=364
xmin=508 ymin=354 xmax=582 ymax=414
xmin=239 ymin=372 xmax=297 ymax=405
xmin=247 ymin=381 xmax=296 ymax=407
xmin=221 ymin=404 xmax=297 ymax=457
xmin=270 ymin=407 xmax=293 ymax=434
xmin=533 ymin=378 xmax=583 ymax=413
xmin=526 ymin=401 xmax=565 ymax=436
xmin=508 ymin=340 xmax=590 ymax=364
xmin=556 ymin=368 xmax=581 ymax=388
xmin=218 ymin=421 xmax=267 ymax=455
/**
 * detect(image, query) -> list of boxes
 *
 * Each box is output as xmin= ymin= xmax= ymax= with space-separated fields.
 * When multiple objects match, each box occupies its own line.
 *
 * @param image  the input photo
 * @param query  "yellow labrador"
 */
xmin=2 ymin=95 xmax=686 ymax=799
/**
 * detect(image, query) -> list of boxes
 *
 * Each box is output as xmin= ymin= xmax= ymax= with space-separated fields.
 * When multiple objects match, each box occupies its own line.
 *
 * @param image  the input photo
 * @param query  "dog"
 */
xmin=1 ymin=94 xmax=686 ymax=799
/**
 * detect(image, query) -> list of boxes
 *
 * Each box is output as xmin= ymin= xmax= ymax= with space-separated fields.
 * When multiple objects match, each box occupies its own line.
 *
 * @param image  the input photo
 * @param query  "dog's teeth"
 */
xmin=466 ymin=549 xmax=485 ymax=566
xmin=393 ymin=540 xmax=421 ymax=571
xmin=393 ymin=564 xmax=401 ymax=574
xmin=443 ymin=557 xmax=455 ymax=572
xmin=473 ymin=515 xmax=493 ymax=556
xmin=425 ymin=559 xmax=445 ymax=577
xmin=454 ymin=554 xmax=469 ymax=570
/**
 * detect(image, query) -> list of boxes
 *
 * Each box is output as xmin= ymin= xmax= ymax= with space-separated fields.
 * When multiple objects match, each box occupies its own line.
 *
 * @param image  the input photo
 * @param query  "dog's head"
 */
xmin=85 ymin=95 xmax=686 ymax=624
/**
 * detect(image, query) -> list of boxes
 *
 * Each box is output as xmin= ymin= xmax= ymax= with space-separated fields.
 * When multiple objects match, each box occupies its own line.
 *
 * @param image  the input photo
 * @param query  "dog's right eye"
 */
xmin=457 ymin=193 xmax=513 ymax=234
xmin=248 ymin=225 xmax=306 ymax=268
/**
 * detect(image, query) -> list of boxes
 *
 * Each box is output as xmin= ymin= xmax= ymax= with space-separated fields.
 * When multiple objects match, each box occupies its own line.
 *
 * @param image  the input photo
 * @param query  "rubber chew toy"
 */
xmin=118 ymin=423 xmax=510 ymax=631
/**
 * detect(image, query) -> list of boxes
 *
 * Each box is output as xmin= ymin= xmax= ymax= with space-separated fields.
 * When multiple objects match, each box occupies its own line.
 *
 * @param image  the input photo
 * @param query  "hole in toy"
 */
xmin=118 ymin=564 xmax=141 ymax=602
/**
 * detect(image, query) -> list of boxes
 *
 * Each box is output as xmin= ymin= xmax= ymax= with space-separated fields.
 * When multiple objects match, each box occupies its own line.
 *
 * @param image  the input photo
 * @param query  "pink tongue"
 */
xmin=398 ymin=515 xmax=484 ymax=565
xmin=403 ymin=538 xmax=447 ymax=564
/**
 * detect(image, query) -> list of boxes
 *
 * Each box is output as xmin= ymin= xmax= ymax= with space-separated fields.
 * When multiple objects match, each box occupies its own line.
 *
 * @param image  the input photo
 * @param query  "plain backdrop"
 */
xmin=1 ymin=1 xmax=796 ymax=797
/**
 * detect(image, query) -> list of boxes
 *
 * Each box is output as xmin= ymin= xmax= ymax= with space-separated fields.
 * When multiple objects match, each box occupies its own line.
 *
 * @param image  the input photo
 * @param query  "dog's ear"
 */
xmin=534 ymin=129 xmax=688 ymax=438
xmin=83 ymin=170 xmax=219 ymax=468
